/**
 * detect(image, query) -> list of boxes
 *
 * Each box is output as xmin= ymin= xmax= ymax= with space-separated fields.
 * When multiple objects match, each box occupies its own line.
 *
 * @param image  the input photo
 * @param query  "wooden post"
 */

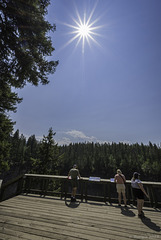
xmin=43 ymin=179 xmax=49 ymax=197
xmin=146 ymin=185 xmax=153 ymax=207
xmin=64 ymin=179 xmax=68 ymax=200
xmin=126 ymin=184 xmax=130 ymax=205
xmin=80 ymin=179 xmax=83 ymax=201
xmin=103 ymin=183 xmax=106 ymax=203
xmin=17 ymin=176 xmax=24 ymax=195
xmin=61 ymin=180 xmax=64 ymax=199
xmin=85 ymin=181 xmax=88 ymax=202
xmin=25 ymin=176 xmax=31 ymax=194
xmin=108 ymin=182 xmax=111 ymax=203
xmin=0 ymin=187 xmax=4 ymax=202
xmin=150 ymin=185 xmax=158 ymax=208
xmin=0 ymin=180 xmax=3 ymax=201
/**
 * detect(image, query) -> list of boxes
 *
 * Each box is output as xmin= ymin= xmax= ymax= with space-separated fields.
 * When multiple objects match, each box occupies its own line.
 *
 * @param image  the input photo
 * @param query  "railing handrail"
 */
xmin=24 ymin=174 xmax=161 ymax=185
xmin=2 ymin=174 xmax=24 ymax=189
xmin=1 ymin=173 xmax=161 ymax=208
xmin=23 ymin=174 xmax=161 ymax=208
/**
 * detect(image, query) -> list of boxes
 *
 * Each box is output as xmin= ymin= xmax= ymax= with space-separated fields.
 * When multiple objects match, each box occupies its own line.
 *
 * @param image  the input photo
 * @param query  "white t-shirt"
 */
xmin=131 ymin=179 xmax=141 ymax=189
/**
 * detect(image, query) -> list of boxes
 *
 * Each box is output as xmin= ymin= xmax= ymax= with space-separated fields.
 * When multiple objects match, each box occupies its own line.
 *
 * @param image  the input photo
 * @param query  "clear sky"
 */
xmin=11 ymin=0 xmax=161 ymax=145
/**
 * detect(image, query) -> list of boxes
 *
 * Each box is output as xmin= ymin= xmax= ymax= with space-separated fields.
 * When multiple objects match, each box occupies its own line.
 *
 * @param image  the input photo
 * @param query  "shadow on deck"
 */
xmin=0 ymin=194 xmax=161 ymax=240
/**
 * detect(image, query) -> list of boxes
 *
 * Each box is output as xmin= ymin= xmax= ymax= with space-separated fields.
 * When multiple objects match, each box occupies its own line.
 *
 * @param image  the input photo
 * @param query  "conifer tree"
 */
xmin=31 ymin=128 xmax=59 ymax=174
xmin=0 ymin=113 xmax=13 ymax=174
xmin=0 ymin=0 xmax=58 ymax=171
xmin=0 ymin=0 xmax=58 ymax=89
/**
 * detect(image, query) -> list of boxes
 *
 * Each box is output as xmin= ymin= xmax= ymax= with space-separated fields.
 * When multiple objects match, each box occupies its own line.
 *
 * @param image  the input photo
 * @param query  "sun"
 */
xmin=78 ymin=24 xmax=90 ymax=37
xmin=63 ymin=3 xmax=103 ymax=53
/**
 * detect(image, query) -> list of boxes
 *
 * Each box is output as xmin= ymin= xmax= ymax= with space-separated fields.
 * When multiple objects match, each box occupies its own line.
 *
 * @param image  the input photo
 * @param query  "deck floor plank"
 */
xmin=0 ymin=195 xmax=161 ymax=240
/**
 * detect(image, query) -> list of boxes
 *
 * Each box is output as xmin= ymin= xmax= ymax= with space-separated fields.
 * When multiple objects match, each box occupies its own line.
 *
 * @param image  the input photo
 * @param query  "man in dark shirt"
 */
xmin=68 ymin=164 xmax=81 ymax=202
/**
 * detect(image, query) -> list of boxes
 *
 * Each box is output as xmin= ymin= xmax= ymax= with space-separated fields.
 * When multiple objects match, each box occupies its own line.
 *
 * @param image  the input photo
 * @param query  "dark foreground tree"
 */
xmin=0 ymin=113 xmax=13 ymax=174
xmin=0 ymin=0 xmax=58 ymax=172
xmin=0 ymin=0 xmax=58 ymax=89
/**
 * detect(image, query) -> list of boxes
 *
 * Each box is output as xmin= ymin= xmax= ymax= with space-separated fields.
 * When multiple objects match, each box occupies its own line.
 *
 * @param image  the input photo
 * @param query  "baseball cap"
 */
xmin=133 ymin=172 xmax=140 ymax=178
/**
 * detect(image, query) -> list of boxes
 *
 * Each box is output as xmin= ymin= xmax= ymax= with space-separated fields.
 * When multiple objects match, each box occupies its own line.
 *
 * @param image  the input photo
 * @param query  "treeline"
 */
xmin=59 ymin=141 xmax=161 ymax=181
xmin=1 ymin=128 xmax=161 ymax=182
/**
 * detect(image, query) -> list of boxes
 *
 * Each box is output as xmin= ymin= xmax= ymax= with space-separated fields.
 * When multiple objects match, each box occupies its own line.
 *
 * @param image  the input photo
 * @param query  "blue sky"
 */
xmin=11 ymin=0 xmax=161 ymax=145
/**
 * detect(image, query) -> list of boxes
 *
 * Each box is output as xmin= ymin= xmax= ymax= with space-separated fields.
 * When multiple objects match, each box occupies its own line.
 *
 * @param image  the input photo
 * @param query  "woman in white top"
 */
xmin=131 ymin=172 xmax=149 ymax=218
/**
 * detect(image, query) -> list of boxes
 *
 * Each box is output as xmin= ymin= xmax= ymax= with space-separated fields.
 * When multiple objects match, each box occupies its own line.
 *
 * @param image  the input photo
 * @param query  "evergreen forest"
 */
xmin=1 ymin=128 xmax=161 ymax=182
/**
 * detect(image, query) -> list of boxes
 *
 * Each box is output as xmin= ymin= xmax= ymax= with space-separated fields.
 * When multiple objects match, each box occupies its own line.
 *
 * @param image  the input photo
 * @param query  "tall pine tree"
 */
xmin=31 ymin=128 xmax=59 ymax=174
xmin=0 ymin=0 xmax=58 ymax=172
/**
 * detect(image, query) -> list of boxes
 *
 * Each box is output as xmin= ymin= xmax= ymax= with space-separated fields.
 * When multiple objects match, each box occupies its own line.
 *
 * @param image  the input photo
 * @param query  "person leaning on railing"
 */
xmin=114 ymin=169 xmax=127 ymax=207
xmin=68 ymin=164 xmax=81 ymax=202
xmin=131 ymin=172 xmax=149 ymax=218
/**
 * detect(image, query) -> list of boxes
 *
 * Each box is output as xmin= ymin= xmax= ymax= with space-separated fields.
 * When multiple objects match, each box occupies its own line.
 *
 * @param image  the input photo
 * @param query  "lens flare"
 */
xmin=63 ymin=3 xmax=103 ymax=53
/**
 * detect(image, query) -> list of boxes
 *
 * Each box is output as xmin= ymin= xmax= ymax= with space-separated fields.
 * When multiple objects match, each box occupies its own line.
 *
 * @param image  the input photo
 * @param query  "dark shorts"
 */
xmin=71 ymin=178 xmax=78 ymax=188
xmin=132 ymin=188 xmax=144 ymax=199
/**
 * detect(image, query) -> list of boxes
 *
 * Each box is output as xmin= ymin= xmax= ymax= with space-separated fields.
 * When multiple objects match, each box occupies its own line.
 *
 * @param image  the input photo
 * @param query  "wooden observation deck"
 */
xmin=0 ymin=194 xmax=161 ymax=240
xmin=0 ymin=174 xmax=161 ymax=239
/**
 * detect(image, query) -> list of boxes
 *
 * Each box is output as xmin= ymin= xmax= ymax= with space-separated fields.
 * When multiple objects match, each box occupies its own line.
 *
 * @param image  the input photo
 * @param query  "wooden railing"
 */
xmin=0 ymin=174 xmax=24 ymax=201
xmin=1 ymin=173 xmax=161 ymax=208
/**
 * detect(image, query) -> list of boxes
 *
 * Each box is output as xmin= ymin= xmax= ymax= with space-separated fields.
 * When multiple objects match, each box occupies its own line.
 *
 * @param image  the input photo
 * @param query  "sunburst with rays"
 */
xmin=64 ymin=3 xmax=103 ymax=53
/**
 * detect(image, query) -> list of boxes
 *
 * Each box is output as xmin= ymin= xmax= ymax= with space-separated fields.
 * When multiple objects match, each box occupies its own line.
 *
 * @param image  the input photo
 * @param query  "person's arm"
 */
xmin=114 ymin=175 xmax=117 ymax=183
xmin=138 ymin=183 xmax=149 ymax=198
xmin=123 ymin=175 xmax=126 ymax=183
xmin=68 ymin=170 xmax=71 ymax=179
xmin=78 ymin=170 xmax=81 ymax=179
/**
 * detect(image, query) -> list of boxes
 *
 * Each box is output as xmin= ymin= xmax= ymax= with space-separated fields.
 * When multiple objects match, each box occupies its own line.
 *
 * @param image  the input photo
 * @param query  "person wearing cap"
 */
xmin=114 ymin=169 xmax=127 ymax=207
xmin=131 ymin=172 xmax=149 ymax=218
xmin=68 ymin=164 xmax=81 ymax=202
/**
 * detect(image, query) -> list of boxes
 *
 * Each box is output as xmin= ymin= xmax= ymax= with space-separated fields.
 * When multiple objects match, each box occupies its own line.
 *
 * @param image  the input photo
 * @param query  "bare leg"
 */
xmin=122 ymin=192 xmax=127 ymax=206
xmin=118 ymin=192 xmax=121 ymax=205
xmin=72 ymin=187 xmax=77 ymax=198
xmin=137 ymin=199 xmax=144 ymax=215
